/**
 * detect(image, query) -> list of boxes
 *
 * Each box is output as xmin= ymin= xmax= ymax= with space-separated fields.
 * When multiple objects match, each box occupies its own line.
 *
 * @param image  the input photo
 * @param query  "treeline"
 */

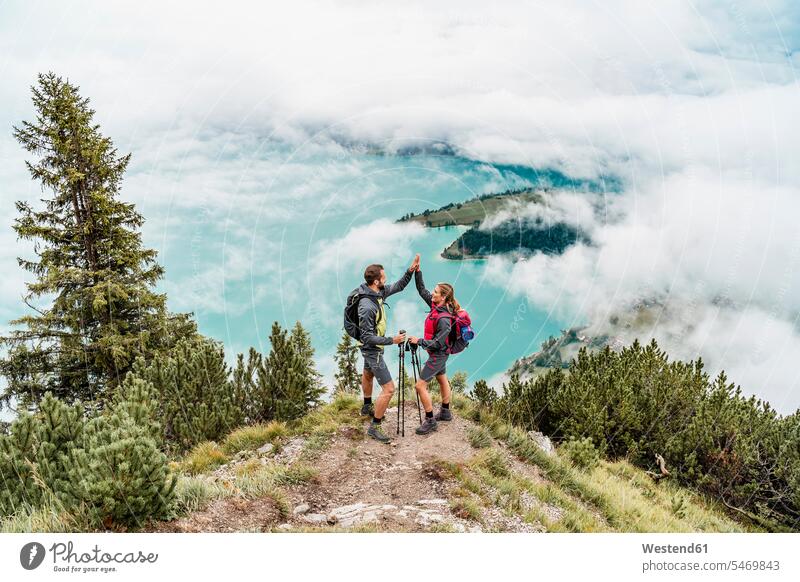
xmin=0 ymin=74 xmax=327 ymax=529
xmin=471 ymin=339 xmax=800 ymax=529
xmin=447 ymin=218 xmax=583 ymax=258
xmin=0 ymin=320 xmax=325 ymax=527
xmin=398 ymin=187 xmax=539 ymax=222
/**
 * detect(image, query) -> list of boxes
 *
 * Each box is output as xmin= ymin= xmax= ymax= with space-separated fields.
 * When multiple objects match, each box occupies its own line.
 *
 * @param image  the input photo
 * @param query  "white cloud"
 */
xmin=312 ymin=219 xmax=426 ymax=277
xmin=487 ymin=168 xmax=800 ymax=412
xmin=1 ymin=0 xmax=800 ymax=410
xmin=481 ymin=190 xmax=601 ymax=235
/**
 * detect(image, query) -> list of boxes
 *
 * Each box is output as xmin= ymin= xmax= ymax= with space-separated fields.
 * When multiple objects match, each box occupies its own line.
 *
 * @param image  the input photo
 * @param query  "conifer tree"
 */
xmin=0 ymin=72 xmax=196 ymax=410
xmin=0 ymin=393 xmax=85 ymax=514
xmin=126 ymin=337 xmax=243 ymax=450
xmin=264 ymin=322 xmax=320 ymax=421
xmin=231 ymin=347 xmax=273 ymax=423
xmin=450 ymin=371 xmax=468 ymax=394
xmin=69 ymin=386 xmax=176 ymax=527
xmin=1 ymin=387 xmax=175 ymax=526
xmin=471 ymin=379 xmax=497 ymax=408
xmin=333 ymin=330 xmax=360 ymax=394
xmin=290 ymin=320 xmax=325 ymax=400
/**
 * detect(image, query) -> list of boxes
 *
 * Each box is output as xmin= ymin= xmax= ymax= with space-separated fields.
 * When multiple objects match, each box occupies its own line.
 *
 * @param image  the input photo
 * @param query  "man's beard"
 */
xmin=377 ymin=283 xmax=385 ymax=291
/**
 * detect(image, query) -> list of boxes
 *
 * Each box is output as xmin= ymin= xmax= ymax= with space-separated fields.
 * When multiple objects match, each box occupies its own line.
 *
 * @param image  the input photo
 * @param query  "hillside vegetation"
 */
xmin=1 ymin=388 xmax=762 ymax=533
xmin=398 ymin=189 xmax=543 ymax=228
xmin=398 ymin=188 xmax=586 ymax=260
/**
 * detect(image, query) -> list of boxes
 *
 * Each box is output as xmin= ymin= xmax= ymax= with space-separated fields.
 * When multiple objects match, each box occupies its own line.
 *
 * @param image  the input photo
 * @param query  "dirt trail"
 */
xmin=281 ymin=402 xmax=481 ymax=531
xmin=152 ymin=401 xmax=549 ymax=533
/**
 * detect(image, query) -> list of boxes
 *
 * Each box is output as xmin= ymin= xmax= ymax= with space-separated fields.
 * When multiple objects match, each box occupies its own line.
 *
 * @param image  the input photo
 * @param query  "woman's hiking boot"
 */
xmin=360 ymin=402 xmax=375 ymax=417
xmin=434 ymin=407 xmax=453 ymax=421
xmin=367 ymin=421 xmax=391 ymax=443
xmin=415 ymin=417 xmax=438 ymax=435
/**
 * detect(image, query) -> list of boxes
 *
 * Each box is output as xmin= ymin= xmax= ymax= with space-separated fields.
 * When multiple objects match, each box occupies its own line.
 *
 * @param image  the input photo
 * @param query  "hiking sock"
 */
xmin=372 ymin=416 xmax=382 ymax=424
xmin=441 ymin=402 xmax=450 ymax=409
xmin=364 ymin=397 xmax=372 ymax=405
xmin=425 ymin=411 xmax=434 ymax=419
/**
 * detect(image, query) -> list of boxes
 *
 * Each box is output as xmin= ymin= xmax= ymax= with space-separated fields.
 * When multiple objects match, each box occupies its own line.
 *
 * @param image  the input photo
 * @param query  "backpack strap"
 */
xmin=358 ymin=293 xmax=385 ymax=324
xmin=428 ymin=308 xmax=456 ymax=345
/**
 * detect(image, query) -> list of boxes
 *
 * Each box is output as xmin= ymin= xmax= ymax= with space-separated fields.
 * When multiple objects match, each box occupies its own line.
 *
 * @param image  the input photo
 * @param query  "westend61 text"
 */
xmin=642 ymin=543 xmax=708 ymax=554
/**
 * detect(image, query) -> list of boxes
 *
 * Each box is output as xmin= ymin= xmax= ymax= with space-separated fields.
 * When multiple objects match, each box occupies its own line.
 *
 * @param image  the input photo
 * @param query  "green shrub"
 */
xmin=491 ymin=338 xmax=800 ymax=527
xmin=450 ymin=371 xmax=468 ymax=394
xmin=126 ymin=321 xmax=325 ymax=452
xmin=1 ymin=387 xmax=176 ymax=529
xmin=0 ymin=393 xmax=84 ymax=514
xmin=471 ymin=380 xmax=497 ymax=409
xmin=69 ymin=410 xmax=176 ymax=527
xmin=127 ymin=337 xmax=244 ymax=451
xmin=560 ymin=437 xmax=600 ymax=471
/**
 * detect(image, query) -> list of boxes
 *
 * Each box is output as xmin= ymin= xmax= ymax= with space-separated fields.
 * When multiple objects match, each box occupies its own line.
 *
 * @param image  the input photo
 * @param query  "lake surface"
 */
xmin=149 ymin=146 xmax=589 ymax=389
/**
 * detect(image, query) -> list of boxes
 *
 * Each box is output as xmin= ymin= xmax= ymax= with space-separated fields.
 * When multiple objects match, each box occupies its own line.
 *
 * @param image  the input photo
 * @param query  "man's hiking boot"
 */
xmin=415 ymin=417 xmax=438 ymax=435
xmin=367 ymin=422 xmax=391 ymax=443
xmin=360 ymin=402 xmax=375 ymax=417
xmin=434 ymin=407 xmax=453 ymax=421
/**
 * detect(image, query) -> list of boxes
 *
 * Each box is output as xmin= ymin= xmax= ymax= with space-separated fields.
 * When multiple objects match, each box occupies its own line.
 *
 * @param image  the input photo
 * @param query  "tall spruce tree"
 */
xmin=264 ymin=322 xmax=320 ymax=421
xmin=290 ymin=320 xmax=324 ymax=400
xmin=0 ymin=73 xmax=196 ymax=410
xmin=333 ymin=330 xmax=360 ymax=394
xmin=230 ymin=347 xmax=273 ymax=423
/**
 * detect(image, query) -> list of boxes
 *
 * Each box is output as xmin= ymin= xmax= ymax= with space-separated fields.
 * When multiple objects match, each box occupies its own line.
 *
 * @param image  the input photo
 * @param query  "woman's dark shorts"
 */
xmin=361 ymin=349 xmax=393 ymax=386
xmin=420 ymin=351 xmax=448 ymax=382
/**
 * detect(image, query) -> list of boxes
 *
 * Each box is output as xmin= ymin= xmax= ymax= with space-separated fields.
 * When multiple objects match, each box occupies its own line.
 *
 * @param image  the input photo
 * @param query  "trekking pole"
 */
xmin=397 ymin=330 xmax=406 ymax=436
xmin=410 ymin=343 xmax=422 ymax=424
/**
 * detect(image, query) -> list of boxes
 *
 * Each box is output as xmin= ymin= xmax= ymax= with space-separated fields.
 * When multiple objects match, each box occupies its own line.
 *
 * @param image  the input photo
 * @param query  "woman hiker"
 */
xmin=407 ymin=264 xmax=460 ymax=435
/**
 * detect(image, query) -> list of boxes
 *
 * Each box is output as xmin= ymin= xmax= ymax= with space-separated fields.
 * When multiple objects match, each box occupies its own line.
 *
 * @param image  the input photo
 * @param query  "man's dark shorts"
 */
xmin=362 ymin=349 xmax=393 ymax=386
xmin=420 ymin=351 xmax=448 ymax=382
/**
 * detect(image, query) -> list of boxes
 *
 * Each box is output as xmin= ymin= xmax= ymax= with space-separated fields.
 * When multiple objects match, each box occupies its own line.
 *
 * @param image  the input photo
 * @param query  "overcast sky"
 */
xmin=1 ymin=1 xmax=799 ymax=411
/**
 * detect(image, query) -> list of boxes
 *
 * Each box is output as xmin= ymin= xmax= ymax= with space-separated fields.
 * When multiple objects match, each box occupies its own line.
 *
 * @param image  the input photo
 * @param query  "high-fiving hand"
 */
xmin=409 ymin=253 xmax=420 ymax=272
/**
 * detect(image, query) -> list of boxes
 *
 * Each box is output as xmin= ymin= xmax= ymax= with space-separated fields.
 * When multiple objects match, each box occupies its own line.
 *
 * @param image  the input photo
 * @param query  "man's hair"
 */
xmin=364 ymin=264 xmax=384 ymax=285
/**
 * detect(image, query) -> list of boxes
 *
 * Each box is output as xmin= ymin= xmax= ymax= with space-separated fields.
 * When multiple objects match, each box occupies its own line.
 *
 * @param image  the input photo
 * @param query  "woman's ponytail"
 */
xmin=437 ymin=282 xmax=461 ymax=313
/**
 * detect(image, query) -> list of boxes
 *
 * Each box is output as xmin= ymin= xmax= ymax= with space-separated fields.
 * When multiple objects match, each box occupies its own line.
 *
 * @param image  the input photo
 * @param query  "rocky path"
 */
xmin=280 ymin=402 xmax=482 ymax=532
xmin=152 ymin=401 xmax=555 ymax=533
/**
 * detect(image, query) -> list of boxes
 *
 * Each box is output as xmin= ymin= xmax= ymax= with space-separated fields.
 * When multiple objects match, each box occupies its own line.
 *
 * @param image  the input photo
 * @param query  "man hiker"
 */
xmin=359 ymin=254 xmax=419 ymax=443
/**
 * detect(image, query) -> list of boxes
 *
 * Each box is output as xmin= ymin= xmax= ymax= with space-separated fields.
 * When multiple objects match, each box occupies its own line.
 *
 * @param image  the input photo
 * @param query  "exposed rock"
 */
xmin=302 ymin=513 xmax=328 ymax=524
xmin=329 ymin=503 xmax=368 ymax=519
xmin=293 ymin=503 xmax=311 ymax=515
xmin=361 ymin=511 xmax=379 ymax=524
xmin=415 ymin=511 xmax=444 ymax=526
xmin=258 ymin=443 xmax=275 ymax=455
xmin=274 ymin=437 xmax=306 ymax=464
xmin=527 ymin=431 xmax=555 ymax=456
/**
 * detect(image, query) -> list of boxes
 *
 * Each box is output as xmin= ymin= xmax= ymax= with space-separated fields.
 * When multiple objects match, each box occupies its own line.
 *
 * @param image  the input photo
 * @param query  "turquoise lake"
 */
xmin=144 ymin=144 xmax=588 ymax=389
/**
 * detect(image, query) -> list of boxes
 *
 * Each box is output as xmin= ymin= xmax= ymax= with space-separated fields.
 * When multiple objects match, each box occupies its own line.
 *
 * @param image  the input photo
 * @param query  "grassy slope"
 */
xmin=401 ymin=191 xmax=542 ymax=228
xmin=460 ymin=401 xmax=754 ymax=533
xmin=2 ymin=393 xmax=756 ymax=533
xmin=167 ymin=395 xmax=756 ymax=533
